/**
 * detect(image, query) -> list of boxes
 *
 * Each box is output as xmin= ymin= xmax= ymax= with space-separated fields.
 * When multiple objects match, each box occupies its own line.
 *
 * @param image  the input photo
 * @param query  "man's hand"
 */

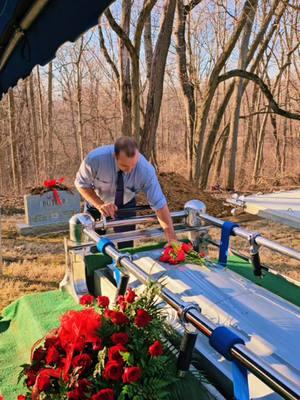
xmin=98 ymin=203 xmax=118 ymax=218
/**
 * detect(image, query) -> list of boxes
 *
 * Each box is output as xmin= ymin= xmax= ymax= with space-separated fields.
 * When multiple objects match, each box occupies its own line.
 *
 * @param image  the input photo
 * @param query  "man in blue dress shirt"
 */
xmin=74 ymin=136 xmax=177 ymax=248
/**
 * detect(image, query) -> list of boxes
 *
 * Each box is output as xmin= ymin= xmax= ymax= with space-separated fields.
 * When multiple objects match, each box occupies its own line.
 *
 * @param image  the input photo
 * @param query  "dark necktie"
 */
xmin=115 ymin=170 xmax=124 ymax=208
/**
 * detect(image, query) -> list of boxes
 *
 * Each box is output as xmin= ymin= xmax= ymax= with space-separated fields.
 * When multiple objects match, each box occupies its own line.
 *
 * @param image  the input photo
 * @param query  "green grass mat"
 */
xmin=0 ymin=291 xmax=81 ymax=398
xmin=226 ymin=255 xmax=300 ymax=307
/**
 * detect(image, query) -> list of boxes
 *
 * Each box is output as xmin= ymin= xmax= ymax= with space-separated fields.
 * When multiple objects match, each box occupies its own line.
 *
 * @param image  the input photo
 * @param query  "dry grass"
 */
xmin=0 ymin=215 xmax=65 ymax=311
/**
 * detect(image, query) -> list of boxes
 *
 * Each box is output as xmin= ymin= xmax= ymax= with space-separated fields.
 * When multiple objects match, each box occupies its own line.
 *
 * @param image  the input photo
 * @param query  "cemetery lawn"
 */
xmin=1 ymin=215 xmax=65 ymax=311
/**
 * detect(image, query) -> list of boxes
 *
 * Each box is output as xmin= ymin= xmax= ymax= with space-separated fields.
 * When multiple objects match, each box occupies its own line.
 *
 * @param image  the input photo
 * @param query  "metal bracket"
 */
xmin=248 ymin=232 xmax=261 ymax=255
xmin=178 ymin=303 xmax=201 ymax=325
xmin=115 ymin=253 xmax=132 ymax=269
xmin=248 ymin=232 xmax=263 ymax=277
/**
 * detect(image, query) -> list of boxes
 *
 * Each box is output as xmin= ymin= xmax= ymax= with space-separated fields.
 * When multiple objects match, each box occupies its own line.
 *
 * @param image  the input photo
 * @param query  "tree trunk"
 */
xmin=8 ymin=89 xmax=18 ymax=191
xmin=29 ymin=72 xmax=40 ymax=183
xmin=76 ymin=38 xmax=84 ymax=162
xmin=226 ymin=0 xmax=258 ymax=190
xmin=140 ymin=0 xmax=176 ymax=160
xmin=194 ymin=0 xmax=257 ymax=184
xmin=119 ymin=0 xmax=132 ymax=137
xmin=175 ymin=0 xmax=197 ymax=180
xmin=47 ymin=62 xmax=54 ymax=177
xmin=36 ymin=66 xmax=47 ymax=180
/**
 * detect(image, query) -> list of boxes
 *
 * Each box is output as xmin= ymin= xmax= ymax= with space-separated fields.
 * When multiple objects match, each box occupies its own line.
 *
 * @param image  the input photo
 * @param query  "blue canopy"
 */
xmin=0 ymin=0 xmax=114 ymax=98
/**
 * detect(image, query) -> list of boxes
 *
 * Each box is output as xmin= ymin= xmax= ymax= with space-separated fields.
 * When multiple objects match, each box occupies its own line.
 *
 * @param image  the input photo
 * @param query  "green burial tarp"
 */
xmin=0 ymin=291 xmax=81 ymax=398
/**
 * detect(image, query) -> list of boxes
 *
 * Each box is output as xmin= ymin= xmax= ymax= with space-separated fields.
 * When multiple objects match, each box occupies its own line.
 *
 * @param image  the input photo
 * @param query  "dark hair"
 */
xmin=114 ymin=136 xmax=138 ymax=158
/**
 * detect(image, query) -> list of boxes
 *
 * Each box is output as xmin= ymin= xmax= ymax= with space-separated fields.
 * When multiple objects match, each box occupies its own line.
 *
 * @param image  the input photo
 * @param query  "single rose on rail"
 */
xmin=159 ymin=241 xmax=206 ymax=266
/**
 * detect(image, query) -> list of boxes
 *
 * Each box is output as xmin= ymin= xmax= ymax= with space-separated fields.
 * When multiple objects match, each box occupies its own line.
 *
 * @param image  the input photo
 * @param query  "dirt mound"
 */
xmin=0 ymin=173 xmax=230 ymax=218
xmin=157 ymin=172 xmax=230 ymax=217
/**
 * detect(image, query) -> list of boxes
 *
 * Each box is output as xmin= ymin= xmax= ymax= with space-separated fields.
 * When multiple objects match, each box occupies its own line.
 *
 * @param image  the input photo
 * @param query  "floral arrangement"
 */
xmin=159 ymin=242 xmax=206 ymax=265
xmin=17 ymin=283 xmax=179 ymax=400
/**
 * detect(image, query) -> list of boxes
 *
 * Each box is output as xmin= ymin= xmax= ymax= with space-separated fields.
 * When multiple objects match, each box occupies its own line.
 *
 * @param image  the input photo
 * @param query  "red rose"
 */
xmin=106 ymin=310 xmax=129 ymax=325
xmin=17 ymin=396 xmax=27 ymax=400
xmin=159 ymin=246 xmax=173 ymax=262
xmin=72 ymin=354 xmax=92 ymax=375
xmin=181 ymin=242 xmax=193 ymax=253
xmin=97 ymin=296 xmax=110 ymax=308
xmin=134 ymin=309 xmax=152 ymax=328
xmin=199 ymin=251 xmax=206 ymax=258
xmin=116 ymin=295 xmax=127 ymax=311
xmin=125 ymin=288 xmax=137 ymax=303
xmin=67 ymin=378 xmax=92 ymax=400
xmin=122 ymin=366 xmax=142 ymax=383
xmin=108 ymin=344 xmax=127 ymax=363
xmin=111 ymin=332 xmax=129 ymax=345
xmin=92 ymin=337 xmax=103 ymax=351
xmin=80 ymin=294 xmax=94 ymax=306
xmin=148 ymin=340 xmax=163 ymax=357
xmin=92 ymin=388 xmax=114 ymax=400
xmin=103 ymin=361 xmax=123 ymax=381
xmin=46 ymin=346 xmax=60 ymax=365
xmin=32 ymin=347 xmax=46 ymax=362
xmin=25 ymin=369 xmax=37 ymax=387
xmin=37 ymin=374 xmax=51 ymax=391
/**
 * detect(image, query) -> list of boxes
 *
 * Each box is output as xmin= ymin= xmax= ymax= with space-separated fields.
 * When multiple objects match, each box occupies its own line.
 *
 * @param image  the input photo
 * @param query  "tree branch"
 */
xmin=185 ymin=0 xmax=203 ymax=14
xmin=104 ymin=8 xmax=136 ymax=58
xmin=98 ymin=24 xmax=120 ymax=85
xmin=134 ymin=0 xmax=157 ymax=52
xmin=218 ymin=69 xmax=300 ymax=120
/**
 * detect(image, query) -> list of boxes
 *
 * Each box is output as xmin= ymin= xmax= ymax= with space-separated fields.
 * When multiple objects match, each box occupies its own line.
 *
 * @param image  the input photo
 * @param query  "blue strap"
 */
xmin=96 ymin=238 xmax=115 ymax=254
xmin=218 ymin=221 xmax=239 ymax=266
xmin=209 ymin=326 xmax=249 ymax=400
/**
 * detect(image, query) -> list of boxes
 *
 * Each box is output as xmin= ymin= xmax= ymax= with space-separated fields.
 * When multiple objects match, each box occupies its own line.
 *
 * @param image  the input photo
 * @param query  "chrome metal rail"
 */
xmin=83 ymin=227 xmax=300 ymax=400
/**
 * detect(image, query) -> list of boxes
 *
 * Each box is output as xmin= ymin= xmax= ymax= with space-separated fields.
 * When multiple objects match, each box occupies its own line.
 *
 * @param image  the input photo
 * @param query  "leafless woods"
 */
xmin=0 ymin=0 xmax=299 ymax=193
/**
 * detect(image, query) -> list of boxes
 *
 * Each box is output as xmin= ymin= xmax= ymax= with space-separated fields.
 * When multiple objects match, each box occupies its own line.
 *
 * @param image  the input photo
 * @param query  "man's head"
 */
xmin=114 ymin=136 xmax=139 ymax=173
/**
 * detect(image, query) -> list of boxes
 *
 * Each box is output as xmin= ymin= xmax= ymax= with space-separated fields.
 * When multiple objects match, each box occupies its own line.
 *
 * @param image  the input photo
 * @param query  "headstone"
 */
xmin=17 ymin=190 xmax=81 ymax=235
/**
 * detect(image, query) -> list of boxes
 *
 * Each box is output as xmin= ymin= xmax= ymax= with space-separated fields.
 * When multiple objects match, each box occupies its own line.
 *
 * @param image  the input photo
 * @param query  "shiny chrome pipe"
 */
xmin=200 ymin=213 xmax=300 ymax=262
xmin=94 ymin=211 xmax=186 ymax=230
xmin=82 ymin=227 xmax=300 ymax=400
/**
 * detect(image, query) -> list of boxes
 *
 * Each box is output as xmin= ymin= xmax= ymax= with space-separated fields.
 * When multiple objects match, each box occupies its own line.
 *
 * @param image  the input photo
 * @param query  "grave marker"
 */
xmin=17 ymin=190 xmax=81 ymax=235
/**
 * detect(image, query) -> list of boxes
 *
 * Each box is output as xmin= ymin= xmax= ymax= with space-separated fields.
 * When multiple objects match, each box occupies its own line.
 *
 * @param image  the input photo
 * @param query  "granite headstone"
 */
xmin=17 ymin=190 xmax=81 ymax=235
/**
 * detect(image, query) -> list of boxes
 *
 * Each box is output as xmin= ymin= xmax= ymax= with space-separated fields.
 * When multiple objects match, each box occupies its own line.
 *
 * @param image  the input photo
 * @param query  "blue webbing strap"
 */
xmin=97 ymin=239 xmax=121 ymax=286
xmin=96 ymin=238 xmax=115 ymax=254
xmin=218 ymin=221 xmax=239 ymax=266
xmin=209 ymin=326 xmax=250 ymax=400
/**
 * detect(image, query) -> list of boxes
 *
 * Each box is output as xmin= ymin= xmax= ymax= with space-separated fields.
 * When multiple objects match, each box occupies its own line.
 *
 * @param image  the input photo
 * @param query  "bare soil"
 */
xmin=0 ymin=173 xmax=299 ymax=312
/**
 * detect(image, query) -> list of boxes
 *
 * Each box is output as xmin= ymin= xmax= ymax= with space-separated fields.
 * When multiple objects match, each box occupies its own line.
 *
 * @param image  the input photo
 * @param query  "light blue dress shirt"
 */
xmin=74 ymin=145 xmax=167 ymax=211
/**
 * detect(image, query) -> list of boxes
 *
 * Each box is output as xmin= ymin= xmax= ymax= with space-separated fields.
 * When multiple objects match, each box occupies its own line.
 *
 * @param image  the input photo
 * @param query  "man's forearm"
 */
xmin=76 ymin=187 xmax=103 ymax=209
xmin=156 ymin=204 xmax=177 ymax=243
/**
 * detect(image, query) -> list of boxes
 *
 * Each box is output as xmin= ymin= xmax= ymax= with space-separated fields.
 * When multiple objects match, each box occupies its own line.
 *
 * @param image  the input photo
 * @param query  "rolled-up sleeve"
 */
xmin=143 ymin=167 xmax=167 ymax=211
xmin=74 ymin=156 xmax=95 ymax=189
